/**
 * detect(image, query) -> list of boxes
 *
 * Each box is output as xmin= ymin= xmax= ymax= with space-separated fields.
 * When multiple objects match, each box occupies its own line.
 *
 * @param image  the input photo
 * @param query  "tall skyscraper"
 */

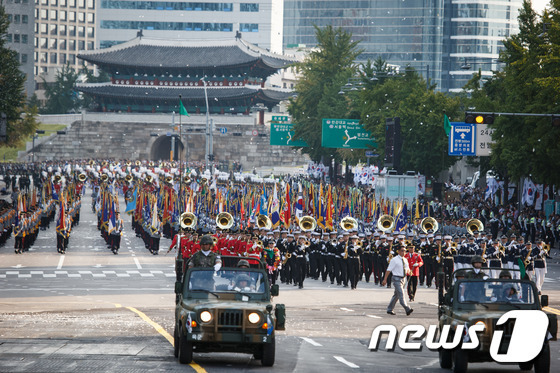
xmin=283 ymin=0 xmax=521 ymax=92
xmin=3 ymin=0 xmax=35 ymax=97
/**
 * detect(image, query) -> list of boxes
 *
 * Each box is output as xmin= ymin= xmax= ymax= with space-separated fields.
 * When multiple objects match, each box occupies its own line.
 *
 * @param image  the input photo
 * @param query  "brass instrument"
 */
xmin=216 ymin=212 xmax=234 ymax=230
xmin=180 ymin=212 xmax=197 ymax=229
xmin=420 ymin=217 xmax=439 ymax=234
xmin=149 ymin=161 xmax=155 ymax=167
xmin=543 ymin=244 xmax=551 ymax=254
xmin=523 ymin=246 xmax=532 ymax=266
xmin=135 ymin=160 xmax=142 ymax=166
xmin=165 ymin=175 xmax=173 ymax=184
xmin=212 ymin=236 xmax=218 ymax=245
xmin=125 ymin=174 xmax=133 ymax=182
xmin=145 ymin=175 xmax=153 ymax=183
xmin=340 ymin=216 xmax=358 ymax=231
xmin=450 ymin=242 xmax=458 ymax=255
xmin=481 ymin=244 xmax=487 ymax=263
xmin=343 ymin=241 xmax=349 ymax=259
xmin=77 ymin=173 xmax=87 ymax=182
xmin=377 ymin=214 xmax=395 ymax=233
xmin=466 ymin=218 xmax=484 ymax=235
xmin=257 ymin=214 xmax=273 ymax=230
xmin=201 ymin=177 xmax=208 ymax=185
xmin=102 ymin=161 xmax=108 ymax=167
xmin=54 ymin=174 xmax=62 ymax=183
xmin=183 ymin=176 xmax=192 ymax=184
xmin=126 ymin=161 xmax=132 ymax=167
xmin=100 ymin=174 xmax=109 ymax=182
xmin=282 ymin=252 xmax=292 ymax=265
xmin=356 ymin=240 xmax=363 ymax=248
xmin=498 ymin=244 xmax=506 ymax=258
xmin=299 ymin=216 xmax=317 ymax=231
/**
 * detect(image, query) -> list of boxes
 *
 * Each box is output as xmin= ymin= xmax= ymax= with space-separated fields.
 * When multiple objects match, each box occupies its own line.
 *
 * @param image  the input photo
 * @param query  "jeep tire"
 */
xmin=439 ymin=348 xmax=453 ymax=369
xmin=178 ymin=326 xmax=193 ymax=364
xmin=533 ymin=343 xmax=550 ymax=373
xmin=519 ymin=361 xmax=533 ymax=371
xmin=173 ymin=324 xmax=179 ymax=358
xmin=453 ymin=349 xmax=468 ymax=373
xmin=261 ymin=337 xmax=275 ymax=367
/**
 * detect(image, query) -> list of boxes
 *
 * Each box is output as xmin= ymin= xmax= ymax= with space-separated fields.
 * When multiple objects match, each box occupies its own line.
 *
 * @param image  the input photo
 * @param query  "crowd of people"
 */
xmin=0 ymin=160 xmax=555 ymax=300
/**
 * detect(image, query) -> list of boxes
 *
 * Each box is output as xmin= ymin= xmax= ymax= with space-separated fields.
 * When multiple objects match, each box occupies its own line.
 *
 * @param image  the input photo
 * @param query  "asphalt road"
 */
xmin=0 ymin=192 xmax=559 ymax=372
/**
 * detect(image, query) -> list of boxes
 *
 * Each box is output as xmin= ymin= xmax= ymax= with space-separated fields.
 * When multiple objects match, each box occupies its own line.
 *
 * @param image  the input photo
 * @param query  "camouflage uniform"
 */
xmin=189 ymin=251 xmax=221 ymax=268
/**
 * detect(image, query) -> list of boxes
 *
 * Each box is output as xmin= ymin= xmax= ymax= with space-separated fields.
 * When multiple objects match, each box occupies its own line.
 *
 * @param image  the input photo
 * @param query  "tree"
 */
xmin=475 ymin=1 xmax=560 ymax=185
xmin=359 ymin=65 xmax=462 ymax=177
xmin=0 ymin=5 xmax=38 ymax=146
xmin=288 ymin=25 xmax=363 ymax=163
xmin=43 ymin=63 xmax=82 ymax=114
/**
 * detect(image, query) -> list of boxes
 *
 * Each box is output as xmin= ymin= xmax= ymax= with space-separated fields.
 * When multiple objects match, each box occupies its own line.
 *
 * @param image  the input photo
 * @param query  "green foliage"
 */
xmin=472 ymin=0 xmax=560 ymax=184
xmin=288 ymin=25 xmax=363 ymax=162
xmin=0 ymin=123 xmax=66 ymax=161
xmin=359 ymin=66 xmax=462 ymax=177
xmin=0 ymin=5 xmax=38 ymax=147
xmin=43 ymin=63 xmax=83 ymax=114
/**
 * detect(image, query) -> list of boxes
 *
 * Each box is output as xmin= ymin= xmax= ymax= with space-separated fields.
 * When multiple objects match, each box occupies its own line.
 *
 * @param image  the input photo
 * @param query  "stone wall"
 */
xmin=27 ymin=114 xmax=308 ymax=170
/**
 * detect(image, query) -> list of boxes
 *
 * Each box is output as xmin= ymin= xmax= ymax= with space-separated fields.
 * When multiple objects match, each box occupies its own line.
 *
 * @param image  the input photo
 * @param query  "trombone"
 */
xmin=216 ymin=212 xmax=234 ymax=230
xmin=299 ymin=216 xmax=316 ymax=232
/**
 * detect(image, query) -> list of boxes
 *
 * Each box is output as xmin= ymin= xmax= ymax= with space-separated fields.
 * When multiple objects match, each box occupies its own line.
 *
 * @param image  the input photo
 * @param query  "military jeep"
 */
xmin=173 ymin=257 xmax=285 ymax=366
xmin=438 ymin=268 xmax=557 ymax=373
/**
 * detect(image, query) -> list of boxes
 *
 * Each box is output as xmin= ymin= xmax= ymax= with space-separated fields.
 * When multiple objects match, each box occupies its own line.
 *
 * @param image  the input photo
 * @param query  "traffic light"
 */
xmin=385 ymin=117 xmax=401 ymax=170
xmin=208 ymin=154 xmax=215 ymax=161
xmin=552 ymin=115 xmax=560 ymax=127
xmin=465 ymin=113 xmax=494 ymax=124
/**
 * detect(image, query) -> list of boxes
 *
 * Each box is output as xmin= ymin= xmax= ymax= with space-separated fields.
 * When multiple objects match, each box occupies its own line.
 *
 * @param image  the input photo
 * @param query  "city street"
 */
xmin=0 ymin=194 xmax=559 ymax=372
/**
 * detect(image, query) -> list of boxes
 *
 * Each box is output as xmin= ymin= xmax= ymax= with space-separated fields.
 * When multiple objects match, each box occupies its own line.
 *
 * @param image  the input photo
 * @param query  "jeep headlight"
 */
xmin=474 ymin=320 xmax=486 ymax=329
xmin=248 ymin=312 xmax=261 ymax=324
xmin=200 ymin=311 xmax=212 ymax=323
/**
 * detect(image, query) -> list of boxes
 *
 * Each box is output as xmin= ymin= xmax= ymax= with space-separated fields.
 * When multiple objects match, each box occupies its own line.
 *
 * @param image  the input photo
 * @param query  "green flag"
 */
xmin=179 ymin=100 xmax=190 ymax=117
xmin=444 ymin=114 xmax=451 ymax=136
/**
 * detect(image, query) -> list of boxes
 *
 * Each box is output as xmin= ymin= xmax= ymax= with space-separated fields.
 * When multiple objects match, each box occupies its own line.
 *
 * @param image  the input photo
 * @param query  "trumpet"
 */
xmin=377 ymin=215 xmax=395 ymax=233
xmin=340 ymin=216 xmax=358 ymax=231
xmin=420 ymin=217 xmax=438 ymax=234
xmin=180 ymin=212 xmax=197 ymax=229
xmin=216 ymin=212 xmax=234 ymax=230
xmin=299 ymin=216 xmax=316 ymax=232
xmin=466 ymin=218 xmax=484 ymax=235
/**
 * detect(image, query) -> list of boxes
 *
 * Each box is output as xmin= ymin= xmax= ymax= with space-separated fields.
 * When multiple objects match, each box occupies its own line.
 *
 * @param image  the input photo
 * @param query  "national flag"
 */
xmin=522 ymin=178 xmax=536 ymax=206
xmin=295 ymin=183 xmax=304 ymax=222
xmin=270 ymin=184 xmax=280 ymax=228
xmin=443 ymin=114 xmax=451 ymax=136
xmin=179 ymin=99 xmax=190 ymax=116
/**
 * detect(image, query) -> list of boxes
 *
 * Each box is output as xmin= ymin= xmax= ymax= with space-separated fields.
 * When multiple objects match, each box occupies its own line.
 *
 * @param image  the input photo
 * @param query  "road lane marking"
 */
xmin=133 ymin=257 xmax=142 ymax=269
xmin=366 ymin=315 xmax=382 ymax=319
xmin=300 ymin=337 xmax=322 ymax=347
xmin=122 ymin=305 xmax=207 ymax=373
xmin=57 ymin=256 xmax=65 ymax=269
xmin=334 ymin=356 xmax=359 ymax=368
xmin=543 ymin=306 xmax=560 ymax=315
xmin=340 ymin=307 xmax=354 ymax=312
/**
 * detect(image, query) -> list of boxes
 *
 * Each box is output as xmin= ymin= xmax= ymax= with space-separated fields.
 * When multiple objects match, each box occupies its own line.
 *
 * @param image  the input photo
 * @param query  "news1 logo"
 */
xmin=368 ymin=310 xmax=549 ymax=363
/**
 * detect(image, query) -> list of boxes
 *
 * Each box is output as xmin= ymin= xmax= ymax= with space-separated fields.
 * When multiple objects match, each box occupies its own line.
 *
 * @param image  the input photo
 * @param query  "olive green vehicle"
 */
xmin=437 ymin=268 xmax=557 ymax=373
xmin=173 ymin=257 xmax=285 ymax=366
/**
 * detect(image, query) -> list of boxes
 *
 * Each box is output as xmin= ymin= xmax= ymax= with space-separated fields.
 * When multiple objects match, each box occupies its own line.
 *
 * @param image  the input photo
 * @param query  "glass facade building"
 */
xmin=283 ymin=0 xmax=521 ymax=92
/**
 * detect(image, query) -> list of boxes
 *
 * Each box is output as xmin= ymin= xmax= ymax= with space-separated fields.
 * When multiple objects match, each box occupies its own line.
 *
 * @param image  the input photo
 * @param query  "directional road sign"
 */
xmin=476 ymin=123 xmax=494 ymax=156
xmin=220 ymin=127 xmax=227 ymax=134
xmin=449 ymin=122 xmax=476 ymax=156
xmin=321 ymin=119 xmax=377 ymax=149
xmin=270 ymin=123 xmax=307 ymax=146
xmin=271 ymin=115 xmax=289 ymax=123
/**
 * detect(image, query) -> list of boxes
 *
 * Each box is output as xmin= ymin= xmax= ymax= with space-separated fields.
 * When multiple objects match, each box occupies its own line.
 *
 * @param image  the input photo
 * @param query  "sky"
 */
xmin=533 ymin=0 xmax=548 ymax=13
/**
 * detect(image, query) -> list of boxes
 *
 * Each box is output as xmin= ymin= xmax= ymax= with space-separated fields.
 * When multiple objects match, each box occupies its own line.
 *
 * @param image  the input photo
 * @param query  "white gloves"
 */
xmin=214 ymin=263 xmax=222 ymax=272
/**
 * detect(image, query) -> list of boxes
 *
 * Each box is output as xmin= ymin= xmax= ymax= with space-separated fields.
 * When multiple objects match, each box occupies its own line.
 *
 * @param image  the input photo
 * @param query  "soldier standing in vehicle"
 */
xmin=188 ymin=235 xmax=222 ymax=271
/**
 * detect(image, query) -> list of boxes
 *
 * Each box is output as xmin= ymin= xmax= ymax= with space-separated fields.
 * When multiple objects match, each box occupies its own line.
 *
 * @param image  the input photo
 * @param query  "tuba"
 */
xmin=216 ymin=212 xmax=234 ymax=230
xmin=183 ymin=176 xmax=192 ymax=184
xmin=299 ymin=216 xmax=317 ymax=232
xmin=257 ymin=214 xmax=272 ymax=230
xmin=377 ymin=214 xmax=395 ymax=233
xmin=340 ymin=216 xmax=358 ymax=231
xmin=100 ymin=174 xmax=109 ymax=182
xmin=466 ymin=218 xmax=484 ymax=235
xmin=180 ymin=212 xmax=197 ymax=229
xmin=145 ymin=175 xmax=153 ymax=184
xmin=77 ymin=173 xmax=87 ymax=182
xmin=165 ymin=175 xmax=173 ymax=184
xmin=420 ymin=217 xmax=439 ymax=234
xmin=135 ymin=160 xmax=142 ymax=166
xmin=125 ymin=174 xmax=133 ymax=182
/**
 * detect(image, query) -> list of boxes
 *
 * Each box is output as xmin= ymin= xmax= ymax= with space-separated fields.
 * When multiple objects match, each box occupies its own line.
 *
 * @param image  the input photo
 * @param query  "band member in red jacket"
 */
xmin=405 ymin=242 xmax=424 ymax=302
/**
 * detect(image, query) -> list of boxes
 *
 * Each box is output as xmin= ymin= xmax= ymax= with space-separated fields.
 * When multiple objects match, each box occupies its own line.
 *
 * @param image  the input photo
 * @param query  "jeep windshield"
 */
xmin=457 ymin=280 xmax=536 ymax=305
xmin=185 ymin=268 xmax=267 ymax=299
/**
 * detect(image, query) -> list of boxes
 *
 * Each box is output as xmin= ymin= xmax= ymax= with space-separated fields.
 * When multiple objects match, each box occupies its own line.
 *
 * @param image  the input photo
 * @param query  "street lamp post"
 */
xmin=202 ymin=77 xmax=211 ymax=171
xmin=31 ymin=130 xmax=45 ymax=163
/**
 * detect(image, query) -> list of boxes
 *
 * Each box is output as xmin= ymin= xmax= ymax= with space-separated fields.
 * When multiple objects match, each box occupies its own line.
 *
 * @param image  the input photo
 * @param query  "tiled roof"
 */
xmin=76 ymin=83 xmax=293 ymax=102
xmin=78 ymin=37 xmax=297 ymax=70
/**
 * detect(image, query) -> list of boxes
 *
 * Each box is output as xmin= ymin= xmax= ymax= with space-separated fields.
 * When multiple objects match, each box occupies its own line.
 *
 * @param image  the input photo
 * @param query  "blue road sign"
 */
xmin=220 ymin=127 xmax=227 ymax=134
xmin=365 ymin=150 xmax=376 ymax=157
xmin=449 ymin=122 xmax=476 ymax=156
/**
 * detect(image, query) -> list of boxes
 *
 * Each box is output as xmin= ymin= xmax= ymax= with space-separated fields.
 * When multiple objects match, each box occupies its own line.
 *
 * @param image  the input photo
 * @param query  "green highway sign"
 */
xmin=321 ymin=119 xmax=377 ymax=149
xmin=270 ymin=123 xmax=308 ymax=146
xmin=271 ymin=115 xmax=289 ymax=123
